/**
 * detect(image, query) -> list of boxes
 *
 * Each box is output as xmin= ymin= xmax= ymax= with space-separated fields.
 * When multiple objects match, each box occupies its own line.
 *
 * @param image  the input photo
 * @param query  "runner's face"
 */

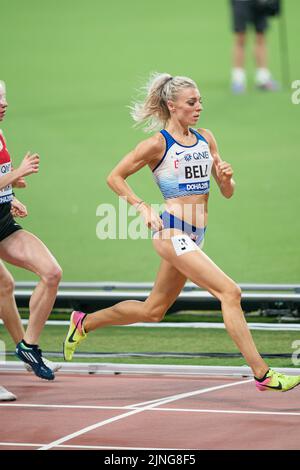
xmin=169 ymin=87 xmax=202 ymax=126
xmin=0 ymin=82 xmax=8 ymax=122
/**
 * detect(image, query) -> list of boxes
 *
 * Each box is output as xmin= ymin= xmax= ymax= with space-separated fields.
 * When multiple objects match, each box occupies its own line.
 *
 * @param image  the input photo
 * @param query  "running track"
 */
xmin=1 ymin=370 xmax=300 ymax=450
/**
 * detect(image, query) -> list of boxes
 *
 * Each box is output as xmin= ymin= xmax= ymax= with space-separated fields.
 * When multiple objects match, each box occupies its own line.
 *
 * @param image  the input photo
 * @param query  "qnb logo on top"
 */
xmin=193 ymin=150 xmax=210 ymax=160
xmin=0 ymin=163 xmax=10 ymax=174
xmin=175 ymin=150 xmax=210 ymax=168
xmin=183 ymin=151 xmax=209 ymax=162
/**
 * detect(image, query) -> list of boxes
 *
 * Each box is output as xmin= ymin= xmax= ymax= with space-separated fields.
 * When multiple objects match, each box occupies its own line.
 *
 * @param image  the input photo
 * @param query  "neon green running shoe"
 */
xmin=63 ymin=311 xmax=87 ymax=361
xmin=255 ymin=369 xmax=300 ymax=392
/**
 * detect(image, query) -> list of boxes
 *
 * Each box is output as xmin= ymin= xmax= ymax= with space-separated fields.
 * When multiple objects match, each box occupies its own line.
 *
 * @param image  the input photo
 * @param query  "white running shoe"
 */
xmin=0 ymin=385 xmax=17 ymax=401
xmin=25 ymin=357 xmax=62 ymax=373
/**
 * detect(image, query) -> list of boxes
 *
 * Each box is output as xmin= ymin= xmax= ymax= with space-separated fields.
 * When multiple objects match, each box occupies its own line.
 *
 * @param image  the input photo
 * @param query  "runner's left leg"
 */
xmin=0 ymin=260 xmax=24 ymax=344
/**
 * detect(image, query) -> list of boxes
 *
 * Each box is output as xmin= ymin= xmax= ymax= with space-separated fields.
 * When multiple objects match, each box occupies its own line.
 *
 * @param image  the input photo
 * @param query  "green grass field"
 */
xmin=1 ymin=0 xmax=300 ymax=283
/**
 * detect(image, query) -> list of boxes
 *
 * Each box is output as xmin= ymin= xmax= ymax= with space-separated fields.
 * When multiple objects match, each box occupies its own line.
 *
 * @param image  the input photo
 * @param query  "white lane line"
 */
xmin=0 ymin=403 xmax=129 ymax=411
xmin=1 ymin=401 xmax=300 ymax=417
xmin=130 ymin=379 xmax=253 ymax=409
xmin=38 ymin=378 xmax=252 ymax=450
xmin=0 ymin=442 xmax=178 ymax=450
xmin=149 ymin=407 xmax=300 ymax=417
xmin=0 ymin=442 xmax=41 ymax=448
xmin=38 ymin=407 xmax=151 ymax=450
xmin=129 ymin=396 xmax=178 ymax=408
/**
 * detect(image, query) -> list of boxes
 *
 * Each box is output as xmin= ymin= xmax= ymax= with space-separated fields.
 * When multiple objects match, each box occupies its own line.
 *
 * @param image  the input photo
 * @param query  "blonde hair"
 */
xmin=130 ymin=72 xmax=197 ymax=133
xmin=0 ymin=81 xmax=6 ymax=94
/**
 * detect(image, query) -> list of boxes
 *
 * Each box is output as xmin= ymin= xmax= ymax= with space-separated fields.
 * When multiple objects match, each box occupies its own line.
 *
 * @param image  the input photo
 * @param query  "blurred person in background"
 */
xmin=0 ymin=80 xmax=62 ymax=388
xmin=230 ymin=0 xmax=281 ymax=93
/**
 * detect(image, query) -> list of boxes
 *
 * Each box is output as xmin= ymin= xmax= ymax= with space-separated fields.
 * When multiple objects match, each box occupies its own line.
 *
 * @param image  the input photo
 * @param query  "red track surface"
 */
xmin=1 ymin=371 xmax=300 ymax=450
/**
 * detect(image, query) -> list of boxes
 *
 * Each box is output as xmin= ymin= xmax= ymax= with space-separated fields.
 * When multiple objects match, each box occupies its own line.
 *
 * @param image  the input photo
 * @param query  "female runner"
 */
xmin=64 ymin=73 xmax=299 ymax=392
xmin=0 ymin=80 xmax=62 ymax=381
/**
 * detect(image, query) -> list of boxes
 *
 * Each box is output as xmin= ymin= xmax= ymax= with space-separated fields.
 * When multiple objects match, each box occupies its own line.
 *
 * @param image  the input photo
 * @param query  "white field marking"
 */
xmin=37 ymin=378 xmax=252 ymax=450
xmin=129 ymin=379 xmax=254 ymax=408
xmin=0 ymin=443 xmax=41 ymax=448
xmin=129 ymin=395 xmax=179 ymax=408
xmin=150 ymin=407 xmax=300 ymax=417
xmin=0 ymin=401 xmax=208 ymax=412
xmin=37 ymin=407 xmax=155 ymax=451
xmin=0 ymin=442 xmax=178 ymax=450
xmin=0 ymin=399 xmax=300 ymax=418
xmin=2 ymin=401 xmax=300 ymax=417
xmin=0 ymin=403 xmax=129 ymax=411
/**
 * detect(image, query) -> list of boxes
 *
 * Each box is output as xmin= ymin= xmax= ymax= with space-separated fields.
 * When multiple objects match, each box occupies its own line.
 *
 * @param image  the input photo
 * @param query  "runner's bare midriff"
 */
xmin=164 ymin=193 xmax=209 ymax=228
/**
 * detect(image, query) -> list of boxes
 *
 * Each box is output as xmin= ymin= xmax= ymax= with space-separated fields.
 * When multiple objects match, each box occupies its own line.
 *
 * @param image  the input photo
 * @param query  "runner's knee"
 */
xmin=41 ymin=263 xmax=62 ymax=287
xmin=143 ymin=303 xmax=167 ymax=323
xmin=0 ymin=271 xmax=14 ymax=295
xmin=220 ymin=282 xmax=242 ymax=305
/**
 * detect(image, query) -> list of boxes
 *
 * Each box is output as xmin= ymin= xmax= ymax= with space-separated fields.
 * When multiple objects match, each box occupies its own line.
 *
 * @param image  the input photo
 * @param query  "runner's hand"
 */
xmin=12 ymin=176 xmax=27 ymax=188
xmin=18 ymin=152 xmax=40 ymax=177
xmin=11 ymin=163 xmax=27 ymax=187
xmin=137 ymin=203 xmax=164 ymax=232
xmin=11 ymin=198 xmax=28 ymax=218
xmin=216 ymin=161 xmax=233 ymax=181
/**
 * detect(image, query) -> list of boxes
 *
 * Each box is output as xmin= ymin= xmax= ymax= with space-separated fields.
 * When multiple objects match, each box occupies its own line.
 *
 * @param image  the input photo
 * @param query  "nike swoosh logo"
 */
xmin=68 ymin=318 xmax=82 ymax=343
xmin=176 ymin=151 xmax=185 ymax=155
xmin=262 ymin=382 xmax=282 ymax=390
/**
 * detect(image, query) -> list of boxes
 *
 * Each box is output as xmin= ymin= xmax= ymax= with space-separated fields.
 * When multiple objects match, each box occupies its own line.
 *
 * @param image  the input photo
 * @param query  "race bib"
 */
xmin=178 ymin=150 xmax=213 ymax=193
xmin=171 ymin=234 xmax=199 ymax=256
xmin=0 ymin=161 xmax=13 ymax=204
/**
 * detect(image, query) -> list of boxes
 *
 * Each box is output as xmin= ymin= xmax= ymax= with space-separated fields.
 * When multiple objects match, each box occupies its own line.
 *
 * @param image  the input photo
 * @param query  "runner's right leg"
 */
xmin=63 ymin=259 xmax=187 ymax=360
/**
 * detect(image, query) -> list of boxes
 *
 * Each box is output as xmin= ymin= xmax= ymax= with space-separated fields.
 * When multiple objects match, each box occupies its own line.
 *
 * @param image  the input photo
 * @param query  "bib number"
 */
xmin=178 ymin=160 xmax=212 ymax=192
xmin=171 ymin=234 xmax=198 ymax=256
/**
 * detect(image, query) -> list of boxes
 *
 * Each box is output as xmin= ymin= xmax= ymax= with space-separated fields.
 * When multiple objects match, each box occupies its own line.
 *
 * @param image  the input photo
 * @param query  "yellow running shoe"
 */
xmin=63 ymin=311 xmax=87 ymax=361
xmin=255 ymin=369 xmax=300 ymax=392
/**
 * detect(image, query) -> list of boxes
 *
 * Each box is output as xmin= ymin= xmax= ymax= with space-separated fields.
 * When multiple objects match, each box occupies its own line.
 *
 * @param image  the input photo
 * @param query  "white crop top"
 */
xmin=152 ymin=128 xmax=214 ymax=200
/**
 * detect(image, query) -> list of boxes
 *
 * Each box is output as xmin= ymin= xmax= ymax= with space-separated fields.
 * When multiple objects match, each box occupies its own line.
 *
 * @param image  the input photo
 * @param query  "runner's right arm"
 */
xmin=0 ymin=152 xmax=39 ymax=191
xmin=107 ymin=133 xmax=165 ymax=231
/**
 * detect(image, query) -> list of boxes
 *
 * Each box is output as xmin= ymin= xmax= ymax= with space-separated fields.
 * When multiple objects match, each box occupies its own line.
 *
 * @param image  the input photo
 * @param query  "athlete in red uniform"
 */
xmin=0 ymin=80 xmax=62 ymax=383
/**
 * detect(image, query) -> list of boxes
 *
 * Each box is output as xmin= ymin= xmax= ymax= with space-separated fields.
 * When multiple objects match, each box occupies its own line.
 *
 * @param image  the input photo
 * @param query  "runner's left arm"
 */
xmin=201 ymin=128 xmax=235 ymax=199
xmin=11 ymin=161 xmax=27 ymax=188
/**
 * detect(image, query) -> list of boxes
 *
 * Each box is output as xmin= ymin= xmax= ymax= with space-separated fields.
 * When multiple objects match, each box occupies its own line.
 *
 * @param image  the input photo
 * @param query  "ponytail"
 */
xmin=130 ymin=72 xmax=197 ymax=133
